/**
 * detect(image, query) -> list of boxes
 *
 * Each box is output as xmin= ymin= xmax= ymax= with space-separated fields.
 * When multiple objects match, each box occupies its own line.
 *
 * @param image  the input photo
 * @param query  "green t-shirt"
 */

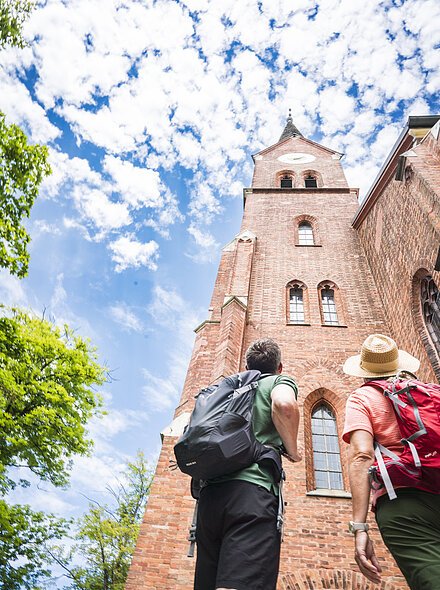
xmin=209 ymin=374 xmax=298 ymax=494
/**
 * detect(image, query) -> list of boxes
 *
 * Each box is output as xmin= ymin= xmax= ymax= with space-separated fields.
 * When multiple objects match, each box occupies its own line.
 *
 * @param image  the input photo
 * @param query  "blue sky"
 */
xmin=0 ymin=0 xmax=439 ymax=568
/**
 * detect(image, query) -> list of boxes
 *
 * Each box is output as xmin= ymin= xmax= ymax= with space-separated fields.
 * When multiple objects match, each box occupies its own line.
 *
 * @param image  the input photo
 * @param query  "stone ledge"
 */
xmin=194 ymin=319 xmax=220 ymax=333
xmin=306 ymin=489 xmax=352 ymax=499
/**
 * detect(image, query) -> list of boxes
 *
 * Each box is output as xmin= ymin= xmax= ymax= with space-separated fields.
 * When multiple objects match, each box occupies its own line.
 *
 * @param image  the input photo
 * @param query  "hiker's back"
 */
xmin=364 ymin=377 xmax=440 ymax=498
xmin=210 ymin=374 xmax=289 ymax=492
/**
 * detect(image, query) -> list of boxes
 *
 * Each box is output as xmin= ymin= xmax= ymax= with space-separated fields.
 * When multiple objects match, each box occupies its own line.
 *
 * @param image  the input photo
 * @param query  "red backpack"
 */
xmin=367 ymin=372 xmax=440 ymax=500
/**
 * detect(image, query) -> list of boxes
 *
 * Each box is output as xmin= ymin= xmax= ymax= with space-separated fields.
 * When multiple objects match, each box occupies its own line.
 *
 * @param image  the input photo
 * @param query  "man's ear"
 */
xmin=245 ymin=364 xmax=248 ymax=370
xmin=277 ymin=362 xmax=283 ymax=374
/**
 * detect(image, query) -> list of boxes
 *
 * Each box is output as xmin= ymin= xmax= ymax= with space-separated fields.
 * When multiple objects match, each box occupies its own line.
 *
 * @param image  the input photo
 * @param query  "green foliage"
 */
xmin=0 ymin=307 xmax=106 ymax=588
xmin=0 ymin=0 xmax=35 ymax=49
xmin=0 ymin=306 xmax=106 ymax=492
xmin=0 ymin=500 xmax=70 ymax=589
xmin=53 ymin=452 xmax=153 ymax=590
xmin=0 ymin=112 xmax=51 ymax=277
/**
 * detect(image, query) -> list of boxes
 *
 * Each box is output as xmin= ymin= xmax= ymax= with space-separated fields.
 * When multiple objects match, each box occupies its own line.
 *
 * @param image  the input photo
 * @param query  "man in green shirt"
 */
xmin=194 ymin=338 xmax=301 ymax=590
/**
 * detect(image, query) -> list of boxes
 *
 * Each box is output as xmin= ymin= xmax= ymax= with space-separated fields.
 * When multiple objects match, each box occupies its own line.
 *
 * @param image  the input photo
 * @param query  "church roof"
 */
xmin=279 ymin=109 xmax=303 ymax=141
xmin=352 ymin=115 xmax=440 ymax=228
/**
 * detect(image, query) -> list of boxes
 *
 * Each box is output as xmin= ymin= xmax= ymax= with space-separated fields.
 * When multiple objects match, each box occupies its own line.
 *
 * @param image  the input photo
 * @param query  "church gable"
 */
xmin=254 ymin=135 xmax=342 ymax=163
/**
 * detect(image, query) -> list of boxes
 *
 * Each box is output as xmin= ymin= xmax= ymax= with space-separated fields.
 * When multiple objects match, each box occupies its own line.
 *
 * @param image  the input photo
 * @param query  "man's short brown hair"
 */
xmin=245 ymin=338 xmax=281 ymax=374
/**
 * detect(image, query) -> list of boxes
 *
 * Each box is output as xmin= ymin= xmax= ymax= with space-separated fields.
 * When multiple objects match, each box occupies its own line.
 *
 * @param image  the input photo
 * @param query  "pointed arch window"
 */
xmin=421 ymin=276 xmax=440 ymax=357
xmin=321 ymin=286 xmax=339 ymax=326
xmin=298 ymin=222 xmax=314 ymax=245
xmin=287 ymin=280 xmax=309 ymax=325
xmin=289 ymin=285 xmax=304 ymax=323
xmin=312 ymin=404 xmax=343 ymax=490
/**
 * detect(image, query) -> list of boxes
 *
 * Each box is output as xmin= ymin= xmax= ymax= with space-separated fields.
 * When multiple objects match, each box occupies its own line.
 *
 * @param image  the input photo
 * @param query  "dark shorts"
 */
xmin=194 ymin=480 xmax=281 ymax=590
xmin=376 ymin=488 xmax=440 ymax=590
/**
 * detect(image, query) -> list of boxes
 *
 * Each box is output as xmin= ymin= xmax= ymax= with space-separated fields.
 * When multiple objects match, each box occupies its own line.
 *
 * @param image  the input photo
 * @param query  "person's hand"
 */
xmin=354 ymin=531 xmax=382 ymax=584
xmin=282 ymin=450 xmax=302 ymax=463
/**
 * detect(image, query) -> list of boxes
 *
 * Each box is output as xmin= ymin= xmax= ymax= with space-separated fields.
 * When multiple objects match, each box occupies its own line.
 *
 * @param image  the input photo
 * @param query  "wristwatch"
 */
xmin=348 ymin=521 xmax=369 ymax=534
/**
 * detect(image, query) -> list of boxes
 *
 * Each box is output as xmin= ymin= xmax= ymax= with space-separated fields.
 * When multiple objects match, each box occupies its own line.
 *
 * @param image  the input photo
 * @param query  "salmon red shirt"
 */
xmin=343 ymin=383 xmax=404 ymax=506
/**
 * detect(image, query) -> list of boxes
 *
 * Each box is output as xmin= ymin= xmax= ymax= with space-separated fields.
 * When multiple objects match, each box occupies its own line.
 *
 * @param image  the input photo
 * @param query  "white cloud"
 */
xmin=141 ymin=369 xmax=181 ymax=411
xmin=73 ymin=187 xmax=131 ymax=232
xmin=108 ymin=302 xmax=143 ymax=332
xmin=0 ymin=271 xmax=28 ymax=307
xmin=109 ymin=235 xmax=159 ymax=272
xmin=0 ymin=69 xmax=61 ymax=143
xmin=103 ymin=155 xmax=162 ymax=208
xmin=31 ymin=219 xmax=62 ymax=237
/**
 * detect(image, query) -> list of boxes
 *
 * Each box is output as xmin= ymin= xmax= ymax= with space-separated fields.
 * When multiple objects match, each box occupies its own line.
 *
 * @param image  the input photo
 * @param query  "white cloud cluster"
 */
xmin=109 ymin=235 xmax=159 ymax=272
xmin=39 ymin=148 xmax=180 ymax=267
xmin=1 ymin=0 xmax=439 ymax=263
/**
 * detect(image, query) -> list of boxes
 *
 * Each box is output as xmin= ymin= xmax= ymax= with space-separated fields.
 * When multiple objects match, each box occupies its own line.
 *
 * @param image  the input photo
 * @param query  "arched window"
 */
xmin=321 ymin=286 xmax=339 ymax=325
xmin=280 ymin=174 xmax=293 ymax=188
xmin=312 ymin=404 xmax=343 ymax=490
xmin=305 ymin=174 xmax=317 ymax=188
xmin=298 ymin=222 xmax=314 ymax=245
xmin=421 ymin=275 xmax=440 ymax=357
xmin=289 ymin=285 xmax=305 ymax=323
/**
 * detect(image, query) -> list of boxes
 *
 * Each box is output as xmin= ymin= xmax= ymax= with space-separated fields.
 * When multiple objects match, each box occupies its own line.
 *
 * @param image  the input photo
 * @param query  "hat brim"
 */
xmin=343 ymin=349 xmax=420 ymax=378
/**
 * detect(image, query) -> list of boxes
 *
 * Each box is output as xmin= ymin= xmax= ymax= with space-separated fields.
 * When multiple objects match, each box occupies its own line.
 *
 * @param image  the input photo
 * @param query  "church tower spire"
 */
xmin=279 ymin=108 xmax=303 ymax=141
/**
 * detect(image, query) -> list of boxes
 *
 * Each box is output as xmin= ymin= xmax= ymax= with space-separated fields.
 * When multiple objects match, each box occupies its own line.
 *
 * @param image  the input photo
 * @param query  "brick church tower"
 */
xmin=126 ymin=114 xmax=440 ymax=590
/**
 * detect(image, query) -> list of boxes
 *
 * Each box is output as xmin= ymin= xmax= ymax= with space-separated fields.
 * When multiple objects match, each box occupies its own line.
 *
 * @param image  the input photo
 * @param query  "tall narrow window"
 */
xmin=289 ymin=286 xmax=305 ymax=323
xmin=321 ymin=287 xmax=339 ymax=325
xmin=305 ymin=174 xmax=317 ymax=188
xmin=421 ymin=276 xmax=440 ymax=357
xmin=312 ymin=404 xmax=343 ymax=490
xmin=281 ymin=174 xmax=293 ymax=188
xmin=298 ymin=222 xmax=314 ymax=245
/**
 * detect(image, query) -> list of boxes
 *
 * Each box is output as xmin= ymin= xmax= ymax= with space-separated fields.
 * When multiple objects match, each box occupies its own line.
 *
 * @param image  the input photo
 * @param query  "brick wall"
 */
xmin=355 ymin=125 xmax=440 ymax=383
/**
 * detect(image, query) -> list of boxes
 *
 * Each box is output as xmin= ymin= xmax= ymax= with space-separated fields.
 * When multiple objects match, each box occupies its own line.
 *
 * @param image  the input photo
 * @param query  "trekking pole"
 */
xmin=187 ymin=500 xmax=198 ymax=557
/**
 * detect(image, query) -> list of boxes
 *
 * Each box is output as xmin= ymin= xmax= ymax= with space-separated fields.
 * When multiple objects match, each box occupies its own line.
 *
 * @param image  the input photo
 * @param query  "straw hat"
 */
xmin=343 ymin=334 xmax=420 ymax=378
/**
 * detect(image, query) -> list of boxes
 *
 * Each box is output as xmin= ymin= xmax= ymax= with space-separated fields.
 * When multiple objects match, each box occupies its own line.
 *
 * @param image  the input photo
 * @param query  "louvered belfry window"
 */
xmin=305 ymin=174 xmax=317 ymax=188
xmin=281 ymin=175 xmax=293 ymax=188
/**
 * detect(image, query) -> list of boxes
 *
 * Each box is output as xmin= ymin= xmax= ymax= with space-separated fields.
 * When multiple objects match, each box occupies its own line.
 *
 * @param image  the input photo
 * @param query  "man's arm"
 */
xmin=348 ymin=429 xmax=382 ymax=584
xmin=271 ymin=383 xmax=301 ymax=462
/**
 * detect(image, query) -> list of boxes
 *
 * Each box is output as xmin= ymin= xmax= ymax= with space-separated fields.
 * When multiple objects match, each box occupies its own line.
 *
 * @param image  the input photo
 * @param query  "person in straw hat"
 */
xmin=342 ymin=333 xmax=440 ymax=590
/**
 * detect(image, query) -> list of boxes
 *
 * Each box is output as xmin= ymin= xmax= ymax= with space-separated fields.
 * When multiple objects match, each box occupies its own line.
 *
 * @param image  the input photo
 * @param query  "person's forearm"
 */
xmin=349 ymin=452 xmax=374 ymax=522
xmin=272 ymin=399 xmax=300 ymax=458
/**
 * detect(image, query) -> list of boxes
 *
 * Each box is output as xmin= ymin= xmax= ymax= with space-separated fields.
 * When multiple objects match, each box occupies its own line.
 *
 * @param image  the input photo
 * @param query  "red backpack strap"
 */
xmin=364 ymin=379 xmax=408 ymax=419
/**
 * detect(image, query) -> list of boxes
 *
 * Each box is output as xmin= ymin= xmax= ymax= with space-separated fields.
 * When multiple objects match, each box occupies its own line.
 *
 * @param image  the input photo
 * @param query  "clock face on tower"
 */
xmin=277 ymin=152 xmax=316 ymax=164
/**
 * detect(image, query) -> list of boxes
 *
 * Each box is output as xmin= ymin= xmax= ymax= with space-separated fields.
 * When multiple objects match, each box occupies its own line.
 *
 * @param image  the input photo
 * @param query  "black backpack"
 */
xmin=173 ymin=370 xmax=283 ymax=493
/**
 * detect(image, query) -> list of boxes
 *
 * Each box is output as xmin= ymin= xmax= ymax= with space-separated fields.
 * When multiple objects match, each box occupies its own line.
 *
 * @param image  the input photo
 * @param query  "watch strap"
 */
xmin=348 ymin=521 xmax=369 ymax=534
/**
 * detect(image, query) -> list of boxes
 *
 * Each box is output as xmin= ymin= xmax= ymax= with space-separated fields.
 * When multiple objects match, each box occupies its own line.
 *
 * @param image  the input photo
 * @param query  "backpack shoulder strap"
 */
xmin=365 ymin=379 xmax=409 ymax=418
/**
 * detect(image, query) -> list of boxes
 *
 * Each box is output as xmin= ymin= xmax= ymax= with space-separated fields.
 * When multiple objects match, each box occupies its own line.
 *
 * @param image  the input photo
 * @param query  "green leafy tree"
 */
xmin=0 ymin=501 xmax=70 ymax=590
xmin=0 ymin=113 xmax=51 ymax=278
xmin=51 ymin=452 xmax=153 ymax=590
xmin=0 ymin=0 xmax=35 ymax=49
xmin=1 ymin=0 xmax=49 ymax=279
xmin=0 ymin=306 xmax=107 ymax=588
xmin=0 ymin=306 xmax=106 ymax=492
